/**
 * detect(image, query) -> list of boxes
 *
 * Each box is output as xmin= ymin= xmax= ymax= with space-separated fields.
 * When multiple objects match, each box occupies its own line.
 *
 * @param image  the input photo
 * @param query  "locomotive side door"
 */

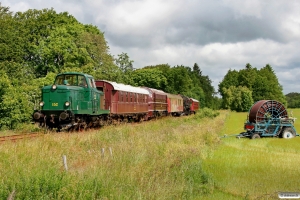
xmin=88 ymin=78 xmax=98 ymax=114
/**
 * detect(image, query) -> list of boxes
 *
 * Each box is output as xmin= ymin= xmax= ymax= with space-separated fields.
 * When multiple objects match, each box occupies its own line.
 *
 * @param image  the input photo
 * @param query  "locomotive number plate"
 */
xmin=52 ymin=103 xmax=58 ymax=106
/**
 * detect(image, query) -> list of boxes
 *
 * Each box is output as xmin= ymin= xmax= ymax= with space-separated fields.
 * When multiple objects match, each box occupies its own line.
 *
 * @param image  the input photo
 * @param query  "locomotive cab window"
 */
xmin=55 ymin=74 xmax=75 ymax=85
xmin=78 ymin=76 xmax=87 ymax=87
xmin=54 ymin=74 xmax=89 ymax=87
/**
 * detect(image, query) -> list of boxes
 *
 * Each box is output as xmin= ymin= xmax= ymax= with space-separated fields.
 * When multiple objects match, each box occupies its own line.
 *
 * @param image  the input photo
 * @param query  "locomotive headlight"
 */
xmin=65 ymin=101 xmax=70 ymax=107
xmin=39 ymin=101 xmax=44 ymax=107
xmin=52 ymin=85 xmax=57 ymax=90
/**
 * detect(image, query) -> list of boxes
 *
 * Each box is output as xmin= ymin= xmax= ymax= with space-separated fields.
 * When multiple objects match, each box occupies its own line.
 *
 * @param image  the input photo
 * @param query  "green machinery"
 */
xmin=33 ymin=72 xmax=109 ymax=131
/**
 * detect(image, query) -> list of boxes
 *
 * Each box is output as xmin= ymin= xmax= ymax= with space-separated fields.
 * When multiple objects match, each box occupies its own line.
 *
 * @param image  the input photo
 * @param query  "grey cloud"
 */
xmin=100 ymin=1 xmax=291 ymax=50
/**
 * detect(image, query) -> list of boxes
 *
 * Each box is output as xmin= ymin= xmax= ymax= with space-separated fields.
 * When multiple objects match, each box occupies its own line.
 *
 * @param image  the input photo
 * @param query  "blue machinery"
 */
xmin=238 ymin=100 xmax=298 ymax=139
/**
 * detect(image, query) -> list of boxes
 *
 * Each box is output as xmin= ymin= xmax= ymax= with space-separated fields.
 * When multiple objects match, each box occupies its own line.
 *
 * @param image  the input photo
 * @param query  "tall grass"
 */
xmin=3 ymin=108 xmax=299 ymax=199
xmin=0 ymin=109 xmax=224 ymax=199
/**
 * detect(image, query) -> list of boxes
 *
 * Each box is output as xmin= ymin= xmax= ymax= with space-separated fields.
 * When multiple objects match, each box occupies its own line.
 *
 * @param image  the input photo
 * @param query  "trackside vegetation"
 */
xmin=1 ymin=108 xmax=300 ymax=199
xmin=0 ymin=108 xmax=222 ymax=199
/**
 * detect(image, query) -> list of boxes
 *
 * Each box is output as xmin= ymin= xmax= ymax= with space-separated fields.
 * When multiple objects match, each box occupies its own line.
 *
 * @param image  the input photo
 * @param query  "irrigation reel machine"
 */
xmin=237 ymin=100 xmax=298 ymax=139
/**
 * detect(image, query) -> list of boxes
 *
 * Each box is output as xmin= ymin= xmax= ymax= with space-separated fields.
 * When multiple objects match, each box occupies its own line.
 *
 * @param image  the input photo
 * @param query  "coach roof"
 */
xmin=101 ymin=80 xmax=149 ymax=95
xmin=190 ymin=98 xmax=199 ymax=102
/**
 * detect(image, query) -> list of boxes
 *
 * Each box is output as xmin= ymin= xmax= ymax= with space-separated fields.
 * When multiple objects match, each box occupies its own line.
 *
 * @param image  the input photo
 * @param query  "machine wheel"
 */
xmin=250 ymin=133 xmax=260 ymax=139
xmin=281 ymin=127 xmax=296 ymax=139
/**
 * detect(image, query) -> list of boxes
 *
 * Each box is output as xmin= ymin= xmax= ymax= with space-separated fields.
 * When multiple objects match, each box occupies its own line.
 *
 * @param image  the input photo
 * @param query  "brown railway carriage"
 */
xmin=143 ymin=87 xmax=168 ymax=118
xmin=166 ymin=93 xmax=184 ymax=116
xmin=95 ymin=80 xmax=150 ymax=121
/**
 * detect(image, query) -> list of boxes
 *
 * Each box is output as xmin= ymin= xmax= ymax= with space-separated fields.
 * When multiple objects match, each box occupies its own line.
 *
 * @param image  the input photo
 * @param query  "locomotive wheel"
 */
xmin=250 ymin=133 xmax=260 ymax=139
xmin=281 ymin=127 xmax=296 ymax=139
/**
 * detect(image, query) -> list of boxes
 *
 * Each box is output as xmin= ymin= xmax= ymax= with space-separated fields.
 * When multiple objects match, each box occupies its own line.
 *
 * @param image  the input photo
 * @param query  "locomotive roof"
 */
xmin=57 ymin=72 xmax=93 ymax=78
xmin=99 ymin=80 xmax=150 ymax=95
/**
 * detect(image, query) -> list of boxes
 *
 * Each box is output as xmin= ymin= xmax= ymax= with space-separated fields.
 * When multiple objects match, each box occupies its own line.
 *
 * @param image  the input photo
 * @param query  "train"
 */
xmin=32 ymin=72 xmax=200 ymax=131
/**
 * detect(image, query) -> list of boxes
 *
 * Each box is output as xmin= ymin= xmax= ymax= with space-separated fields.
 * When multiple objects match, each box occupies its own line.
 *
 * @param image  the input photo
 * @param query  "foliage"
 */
xmin=0 ymin=70 xmax=36 ymax=129
xmin=194 ymin=107 xmax=220 ymax=119
xmin=218 ymin=69 xmax=239 ymax=97
xmin=115 ymin=52 xmax=134 ymax=84
xmin=222 ymin=86 xmax=253 ymax=112
xmin=1 ymin=7 xmax=117 ymax=79
xmin=286 ymin=92 xmax=300 ymax=108
xmin=130 ymin=62 xmax=217 ymax=109
xmin=131 ymin=68 xmax=168 ymax=90
xmin=218 ymin=63 xmax=286 ymax=111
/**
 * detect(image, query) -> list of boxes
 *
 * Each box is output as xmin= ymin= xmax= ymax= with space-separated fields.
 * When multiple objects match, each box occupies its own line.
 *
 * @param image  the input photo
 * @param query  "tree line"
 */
xmin=218 ymin=63 xmax=287 ymax=112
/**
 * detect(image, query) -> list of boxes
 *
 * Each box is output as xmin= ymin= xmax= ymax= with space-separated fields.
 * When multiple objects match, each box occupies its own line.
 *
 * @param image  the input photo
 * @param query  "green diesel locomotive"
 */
xmin=33 ymin=72 xmax=109 ymax=131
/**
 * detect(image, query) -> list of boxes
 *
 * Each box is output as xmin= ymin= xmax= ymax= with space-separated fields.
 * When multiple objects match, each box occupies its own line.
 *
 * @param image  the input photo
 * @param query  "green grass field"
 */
xmin=202 ymin=108 xmax=300 ymax=199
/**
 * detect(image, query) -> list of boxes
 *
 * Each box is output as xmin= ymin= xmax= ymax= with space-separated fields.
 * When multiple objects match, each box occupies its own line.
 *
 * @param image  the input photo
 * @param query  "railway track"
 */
xmin=0 ymin=133 xmax=42 ymax=142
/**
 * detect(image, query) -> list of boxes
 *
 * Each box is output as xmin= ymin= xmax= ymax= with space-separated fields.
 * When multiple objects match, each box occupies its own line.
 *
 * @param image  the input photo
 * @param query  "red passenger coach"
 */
xmin=190 ymin=98 xmax=199 ymax=114
xmin=166 ymin=93 xmax=183 ymax=116
xmin=95 ymin=80 xmax=150 ymax=121
xmin=143 ymin=87 xmax=168 ymax=118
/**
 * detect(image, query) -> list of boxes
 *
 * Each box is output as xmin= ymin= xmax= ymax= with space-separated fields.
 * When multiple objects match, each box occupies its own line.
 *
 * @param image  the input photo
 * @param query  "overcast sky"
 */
xmin=2 ymin=0 xmax=300 ymax=95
